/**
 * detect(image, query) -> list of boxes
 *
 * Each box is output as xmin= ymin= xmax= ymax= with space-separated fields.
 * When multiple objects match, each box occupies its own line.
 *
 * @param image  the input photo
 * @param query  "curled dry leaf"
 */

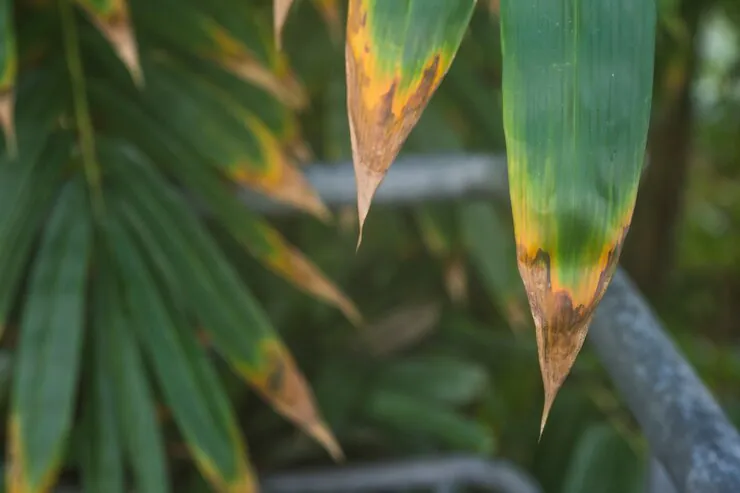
xmin=240 ymin=339 xmax=344 ymax=461
xmin=499 ymin=0 xmax=656 ymax=435
xmin=345 ymin=0 xmax=476 ymax=247
xmin=75 ymin=0 xmax=143 ymax=87
xmin=0 ymin=0 xmax=17 ymax=156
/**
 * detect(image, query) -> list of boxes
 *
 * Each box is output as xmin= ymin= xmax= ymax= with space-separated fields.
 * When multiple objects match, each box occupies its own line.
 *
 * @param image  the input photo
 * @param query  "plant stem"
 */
xmin=60 ymin=0 xmax=104 ymax=217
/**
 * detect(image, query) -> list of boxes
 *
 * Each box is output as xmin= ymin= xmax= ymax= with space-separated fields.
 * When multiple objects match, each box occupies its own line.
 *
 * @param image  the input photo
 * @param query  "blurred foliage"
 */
xmin=1 ymin=0 xmax=739 ymax=492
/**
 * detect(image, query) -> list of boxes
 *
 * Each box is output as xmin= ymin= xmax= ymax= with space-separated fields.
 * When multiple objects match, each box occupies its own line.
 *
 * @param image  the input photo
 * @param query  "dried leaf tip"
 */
xmin=76 ymin=0 xmax=144 ymax=88
xmin=353 ymin=159 xmax=385 ymax=251
xmin=308 ymin=420 xmax=345 ymax=462
xmin=0 ymin=90 xmax=16 ymax=157
xmin=532 ymin=298 xmax=592 ymax=439
xmin=273 ymin=0 xmax=295 ymax=50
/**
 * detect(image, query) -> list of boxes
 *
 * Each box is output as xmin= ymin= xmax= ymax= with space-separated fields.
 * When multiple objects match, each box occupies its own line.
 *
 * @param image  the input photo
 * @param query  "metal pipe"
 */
xmin=251 ymin=154 xmax=740 ymax=493
xmin=261 ymin=455 xmax=542 ymax=493
xmin=592 ymin=272 xmax=740 ymax=493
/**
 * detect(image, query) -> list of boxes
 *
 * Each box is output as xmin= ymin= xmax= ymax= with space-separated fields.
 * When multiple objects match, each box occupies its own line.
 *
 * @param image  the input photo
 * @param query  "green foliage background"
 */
xmin=1 ymin=0 xmax=739 ymax=492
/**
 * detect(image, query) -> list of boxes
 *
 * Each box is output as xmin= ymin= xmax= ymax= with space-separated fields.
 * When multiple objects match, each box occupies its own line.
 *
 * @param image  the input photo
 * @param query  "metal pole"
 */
xmin=249 ymin=154 xmax=740 ymax=493
xmin=261 ymin=455 xmax=542 ymax=493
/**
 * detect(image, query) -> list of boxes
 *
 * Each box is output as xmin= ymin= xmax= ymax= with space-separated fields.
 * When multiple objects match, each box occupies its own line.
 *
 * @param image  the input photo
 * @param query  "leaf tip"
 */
xmin=353 ymin=163 xmax=385 ymax=250
xmin=273 ymin=0 xmax=294 ymax=51
xmin=0 ymin=90 xmax=16 ymax=158
xmin=308 ymin=420 xmax=345 ymax=462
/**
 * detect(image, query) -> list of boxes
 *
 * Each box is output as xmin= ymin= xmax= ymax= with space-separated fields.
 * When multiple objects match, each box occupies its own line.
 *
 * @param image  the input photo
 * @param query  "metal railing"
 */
xmin=242 ymin=153 xmax=740 ymax=493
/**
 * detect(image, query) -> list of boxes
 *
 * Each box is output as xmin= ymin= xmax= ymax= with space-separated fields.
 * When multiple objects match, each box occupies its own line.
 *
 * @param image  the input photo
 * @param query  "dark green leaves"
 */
xmin=8 ymin=178 xmax=92 ymax=492
xmin=104 ymin=216 xmax=258 ymax=492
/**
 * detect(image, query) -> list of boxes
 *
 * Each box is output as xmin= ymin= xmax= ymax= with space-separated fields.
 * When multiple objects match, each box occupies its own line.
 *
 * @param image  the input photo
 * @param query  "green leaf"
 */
xmin=364 ymin=388 xmax=495 ymax=454
xmin=103 ymin=215 xmax=257 ymax=493
xmin=375 ymin=355 xmax=489 ymax=406
xmin=8 ymin=177 xmax=92 ymax=493
xmin=80 ymin=313 xmax=125 ymax=493
xmin=0 ymin=133 xmax=68 ymax=338
xmin=129 ymin=0 xmax=305 ymax=108
xmin=345 ymin=0 xmax=476 ymax=242
xmin=92 ymin=262 xmax=170 ymax=493
xmin=100 ymin=140 xmax=340 ymax=460
xmin=460 ymin=202 xmax=529 ymax=331
xmin=500 ymin=0 xmax=656 ymax=430
xmin=561 ymin=424 xmax=644 ymax=493
xmin=0 ymin=0 xmax=18 ymax=154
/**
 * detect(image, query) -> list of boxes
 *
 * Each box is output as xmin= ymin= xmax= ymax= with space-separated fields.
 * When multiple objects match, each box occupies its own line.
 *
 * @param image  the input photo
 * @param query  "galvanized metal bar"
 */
xmin=646 ymin=455 xmax=679 ymax=493
xmin=245 ymin=154 xmax=740 ymax=493
xmin=592 ymin=272 xmax=740 ymax=493
xmin=261 ymin=455 xmax=542 ymax=493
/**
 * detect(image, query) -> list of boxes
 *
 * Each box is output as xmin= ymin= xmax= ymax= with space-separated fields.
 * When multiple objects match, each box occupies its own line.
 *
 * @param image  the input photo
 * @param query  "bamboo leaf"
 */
xmin=101 ymin=141 xmax=342 ymax=461
xmin=7 ymin=178 xmax=92 ymax=493
xmin=93 ymin=263 xmax=170 ymax=493
xmin=86 ymin=81 xmax=360 ymax=325
xmin=460 ymin=203 xmax=529 ymax=332
xmin=136 ymin=58 xmax=328 ymax=221
xmin=131 ymin=0 xmax=306 ymax=108
xmin=0 ymin=0 xmax=17 ymax=155
xmin=80 ymin=320 xmax=125 ymax=493
xmin=499 ymin=0 xmax=656 ymax=432
xmin=104 ymin=216 xmax=258 ymax=493
xmin=345 ymin=0 xmax=475 ymax=245
xmin=0 ymin=133 xmax=68 ymax=340
xmin=562 ymin=424 xmax=644 ymax=493
xmin=73 ymin=0 xmax=142 ymax=86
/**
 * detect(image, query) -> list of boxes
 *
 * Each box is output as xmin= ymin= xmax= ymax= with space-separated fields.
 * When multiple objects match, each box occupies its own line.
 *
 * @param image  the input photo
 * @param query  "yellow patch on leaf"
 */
xmin=6 ymin=416 xmax=58 ymax=493
xmin=230 ymin=116 xmax=330 ymax=222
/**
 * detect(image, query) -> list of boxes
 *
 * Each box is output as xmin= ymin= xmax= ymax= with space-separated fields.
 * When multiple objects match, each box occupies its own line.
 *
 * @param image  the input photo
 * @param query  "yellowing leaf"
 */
xmin=208 ymin=19 xmax=308 ymax=109
xmin=500 ymin=0 xmax=656 ymax=433
xmin=74 ymin=0 xmax=143 ymax=86
xmin=238 ymin=339 xmax=343 ymax=461
xmin=0 ymin=0 xmax=17 ymax=155
xmin=232 ymin=115 xmax=331 ymax=222
xmin=257 ymin=225 xmax=362 ymax=326
xmin=345 ymin=0 xmax=475 ymax=246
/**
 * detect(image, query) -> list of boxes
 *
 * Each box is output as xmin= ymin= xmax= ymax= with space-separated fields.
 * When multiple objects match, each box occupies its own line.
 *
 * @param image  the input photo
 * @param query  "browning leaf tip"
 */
xmin=0 ymin=91 xmax=17 ymax=158
xmin=273 ymin=0 xmax=295 ymax=51
xmin=354 ymin=163 xmax=385 ymax=251
xmin=308 ymin=420 xmax=345 ymax=462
